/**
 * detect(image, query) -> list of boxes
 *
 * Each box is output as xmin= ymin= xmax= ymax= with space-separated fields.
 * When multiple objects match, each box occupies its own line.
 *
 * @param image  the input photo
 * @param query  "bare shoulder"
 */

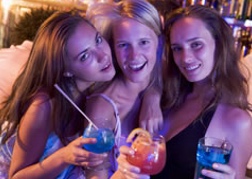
xmin=217 ymin=103 xmax=252 ymax=134
xmin=85 ymin=93 xmax=117 ymax=128
xmin=18 ymin=92 xmax=53 ymax=143
xmin=214 ymin=104 xmax=252 ymax=177
xmin=22 ymin=92 xmax=52 ymax=128
xmin=32 ymin=91 xmax=51 ymax=105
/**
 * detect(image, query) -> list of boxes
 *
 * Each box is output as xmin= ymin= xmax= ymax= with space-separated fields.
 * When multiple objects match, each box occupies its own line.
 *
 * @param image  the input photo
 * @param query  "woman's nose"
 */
xmin=128 ymin=46 xmax=140 ymax=60
xmin=96 ymin=49 xmax=108 ymax=63
xmin=181 ymin=49 xmax=194 ymax=63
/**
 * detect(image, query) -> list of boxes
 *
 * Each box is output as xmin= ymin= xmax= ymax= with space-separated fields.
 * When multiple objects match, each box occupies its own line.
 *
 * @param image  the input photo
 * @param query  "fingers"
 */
xmin=139 ymin=120 xmax=147 ymax=131
xmin=80 ymin=160 xmax=105 ymax=168
xmin=70 ymin=136 xmax=97 ymax=149
xmin=117 ymin=154 xmax=144 ymax=179
xmin=141 ymin=118 xmax=163 ymax=134
xmin=66 ymin=137 xmax=108 ymax=167
xmin=118 ymin=166 xmax=150 ymax=179
xmin=212 ymin=163 xmax=235 ymax=175
xmin=116 ymin=146 xmax=150 ymax=179
xmin=201 ymin=163 xmax=236 ymax=179
xmin=119 ymin=146 xmax=134 ymax=155
xmin=79 ymin=137 xmax=97 ymax=145
xmin=69 ymin=151 xmax=107 ymax=167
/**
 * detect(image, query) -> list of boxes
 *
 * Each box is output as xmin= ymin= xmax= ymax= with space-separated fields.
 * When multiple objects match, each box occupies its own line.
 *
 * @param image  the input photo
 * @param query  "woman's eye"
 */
xmin=80 ymin=53 xmax=89 ymax=61
xmin=191 ymin=42 xmax=202 ymax=49
xmin=117 ymin=43 xmax=127 ymax=48
xmin=140 ymin=40 xmax=149 ymax=45
xmin=96 ymin=35 xmax=102 ymax=44
xmin=171 ymin=46 xmax=182 ymax=52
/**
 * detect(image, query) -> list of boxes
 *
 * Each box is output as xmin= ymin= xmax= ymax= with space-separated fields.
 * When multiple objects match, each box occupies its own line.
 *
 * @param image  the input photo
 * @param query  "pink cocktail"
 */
xmin=127 ymin=133 xmax=166 ymax=175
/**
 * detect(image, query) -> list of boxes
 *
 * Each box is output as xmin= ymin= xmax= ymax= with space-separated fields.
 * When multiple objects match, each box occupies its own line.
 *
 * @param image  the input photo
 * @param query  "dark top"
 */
xmin=151 ymin=107 xmax=216 ymax=179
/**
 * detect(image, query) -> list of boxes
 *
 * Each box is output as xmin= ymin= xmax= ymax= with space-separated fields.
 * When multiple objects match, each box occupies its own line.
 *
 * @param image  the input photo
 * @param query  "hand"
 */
xmin=201 ymin=163 xmax=236 ymax=179
xmin=116 ymin=146 xmax=150 ymax=179
xmin=139 ymin=89 xmax=163 ymax=133
xmin=62 ymin=136 xmax=107 ymax=168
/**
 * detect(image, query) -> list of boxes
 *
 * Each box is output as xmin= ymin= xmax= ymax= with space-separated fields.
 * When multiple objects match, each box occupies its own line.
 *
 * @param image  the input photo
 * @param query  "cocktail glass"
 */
xmin=83 ymin=123 xmax=115 ymax=154
xmin=194 ymin=137 xmax=233 ymax=179
xmin=127 ymin=133 xmax=166 ymax=175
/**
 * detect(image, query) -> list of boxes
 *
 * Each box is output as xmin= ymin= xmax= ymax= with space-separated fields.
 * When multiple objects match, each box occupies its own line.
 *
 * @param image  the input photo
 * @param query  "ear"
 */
xmin=63 ymin=72 xmax=73 ymax=77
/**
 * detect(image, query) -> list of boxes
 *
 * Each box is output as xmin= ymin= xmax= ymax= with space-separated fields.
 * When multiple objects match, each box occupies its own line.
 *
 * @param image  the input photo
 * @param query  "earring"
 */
xmin=63 ymin=72 xmax=73 ymax=77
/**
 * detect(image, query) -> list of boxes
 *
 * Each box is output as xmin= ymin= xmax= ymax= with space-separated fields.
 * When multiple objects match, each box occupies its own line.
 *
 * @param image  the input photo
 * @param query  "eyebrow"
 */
xmin=171 ymin=37 xmax=201 ymax=45
xmin=75 ymin=48 xmax=88 ymax=60
xmin=74 ymin=32 xmax=99 ymax=59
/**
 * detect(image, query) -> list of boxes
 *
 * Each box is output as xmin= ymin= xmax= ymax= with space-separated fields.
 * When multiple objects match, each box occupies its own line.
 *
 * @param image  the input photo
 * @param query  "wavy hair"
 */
xmin=162 ymin=5 xmax=251 ymax=112
xmin=0 ymin=11 xmax=93 ymax=144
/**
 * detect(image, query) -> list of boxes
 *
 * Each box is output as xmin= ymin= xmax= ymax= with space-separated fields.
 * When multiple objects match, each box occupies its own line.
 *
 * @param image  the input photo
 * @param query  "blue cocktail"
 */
xmin=83 ymin=124 xmax=115 ymax=154
xmin=194 ymin=137 xmax=233 ymax=179
xmin=53 ymin=84 xmax=115 ymax=154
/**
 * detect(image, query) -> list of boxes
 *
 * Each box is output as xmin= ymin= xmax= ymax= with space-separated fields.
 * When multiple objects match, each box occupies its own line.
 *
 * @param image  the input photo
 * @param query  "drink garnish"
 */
xmin=127 ymin=128 xmax=151 ymax=143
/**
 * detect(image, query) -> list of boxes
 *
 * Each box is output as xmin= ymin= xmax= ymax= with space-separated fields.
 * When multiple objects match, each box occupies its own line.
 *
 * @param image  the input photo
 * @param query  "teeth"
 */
xmin=185 ymin=64 xmax=199 ymax=71
xmin=102 ymin=63 xmax=109 ymax=70
xmin=104 ymin=64 xmax=109 ymax=68
xmin=129 ymin=63 xmax=145 ymax=70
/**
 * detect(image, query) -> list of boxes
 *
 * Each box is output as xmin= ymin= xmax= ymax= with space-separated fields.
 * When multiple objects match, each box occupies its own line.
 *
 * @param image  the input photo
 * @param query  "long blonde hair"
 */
xmin=87 ymin=0 xmax=163 ymax=92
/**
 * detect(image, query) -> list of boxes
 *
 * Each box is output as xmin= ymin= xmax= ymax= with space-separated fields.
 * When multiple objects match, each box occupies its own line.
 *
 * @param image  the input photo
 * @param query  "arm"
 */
xmin=205 ymin=105 xmax=252 ymax=179
xmin=9 ymin=95 xmax=107 ymax=179
xmin=139 ymin=87 xmax=163 ymax=133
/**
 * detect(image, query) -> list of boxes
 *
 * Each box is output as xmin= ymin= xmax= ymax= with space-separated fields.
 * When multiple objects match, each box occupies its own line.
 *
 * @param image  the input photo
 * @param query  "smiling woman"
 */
xmin=158 ymin=5 xmax=252 ymax=179
xmin=85 ymin=0 xmax=163 ymax=177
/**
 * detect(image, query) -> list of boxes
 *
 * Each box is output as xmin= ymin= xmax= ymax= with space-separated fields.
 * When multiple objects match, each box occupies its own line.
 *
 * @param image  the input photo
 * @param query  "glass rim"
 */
xmin=198 ymin=137 xmax=233 ymax=150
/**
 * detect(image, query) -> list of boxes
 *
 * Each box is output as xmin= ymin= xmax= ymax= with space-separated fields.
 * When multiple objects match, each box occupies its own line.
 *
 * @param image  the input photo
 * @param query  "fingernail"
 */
xmin=213 ymin=163 xmax=219 ymax=168
xmin=201 ymin=169 xmax=207 ymax=175
xmin=129 ymin=149 xmax=134 ymax=155
xmin=89 ymin=138 xmax=96 ymax=142
xmin=102 ymin=153 xmax=108 ymax=157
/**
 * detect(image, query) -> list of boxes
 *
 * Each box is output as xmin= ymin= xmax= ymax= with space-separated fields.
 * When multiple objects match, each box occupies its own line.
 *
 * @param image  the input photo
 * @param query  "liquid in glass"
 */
xmin=83 ymin=124 xmax=115 ymax=154
xmin=194 ymin=137 xmax=233 ymax=179
xmin=127 ymin=133 xmax=166 ymax=175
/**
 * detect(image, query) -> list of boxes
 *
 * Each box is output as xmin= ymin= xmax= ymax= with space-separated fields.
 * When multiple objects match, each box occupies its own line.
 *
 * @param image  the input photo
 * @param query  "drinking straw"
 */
xmin=54 ymin=84 xmax=98 ymax=129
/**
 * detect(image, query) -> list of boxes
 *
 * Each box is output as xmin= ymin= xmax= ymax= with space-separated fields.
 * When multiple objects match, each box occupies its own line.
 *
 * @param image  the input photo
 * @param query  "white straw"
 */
xmin=54 ymin=84 xmax=98 ymax=129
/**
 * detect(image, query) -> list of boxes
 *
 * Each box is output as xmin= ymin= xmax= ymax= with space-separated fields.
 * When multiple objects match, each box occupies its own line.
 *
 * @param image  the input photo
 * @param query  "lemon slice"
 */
xmin=126 ymin=128 xmax=151 ymax=143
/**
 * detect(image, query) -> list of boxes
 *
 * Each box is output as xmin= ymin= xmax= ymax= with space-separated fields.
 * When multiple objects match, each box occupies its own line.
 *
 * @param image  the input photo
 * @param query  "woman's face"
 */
xmin=170 ymin=17 xmax=215 ymax=83
xmin=66 ymin=21 xmax=115 ymax=90
xmin=113 ymin=18 xmax=158 ymax=83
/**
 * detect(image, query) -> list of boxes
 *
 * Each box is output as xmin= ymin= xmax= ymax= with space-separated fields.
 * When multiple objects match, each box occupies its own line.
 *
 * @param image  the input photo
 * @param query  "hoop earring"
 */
xmin=63 ymin=72 xmax=73 ymax=77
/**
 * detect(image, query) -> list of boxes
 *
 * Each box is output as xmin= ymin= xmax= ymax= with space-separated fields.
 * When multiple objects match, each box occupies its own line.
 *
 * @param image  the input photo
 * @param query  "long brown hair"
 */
xmin=162 ymin=5 xmax=251 ymax=112
xmin=0 ymin=11 xmax=94 ymax=144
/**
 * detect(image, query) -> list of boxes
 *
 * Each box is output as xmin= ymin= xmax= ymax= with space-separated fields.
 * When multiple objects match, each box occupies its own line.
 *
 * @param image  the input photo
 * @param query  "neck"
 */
xmin=190 ymin=80 xmax=215 ymax=103
xmin=117 ymin=75 xmax=150 ymax=93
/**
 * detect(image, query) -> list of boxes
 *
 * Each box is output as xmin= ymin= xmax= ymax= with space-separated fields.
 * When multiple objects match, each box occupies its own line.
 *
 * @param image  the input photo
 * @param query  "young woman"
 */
xmin=114 ymin=5 xmax=252 ymax=179
xmin=0 ymin=11 xmax=115 ymax=179
xmin=85 ymin=0 xmax=163 ymax=176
